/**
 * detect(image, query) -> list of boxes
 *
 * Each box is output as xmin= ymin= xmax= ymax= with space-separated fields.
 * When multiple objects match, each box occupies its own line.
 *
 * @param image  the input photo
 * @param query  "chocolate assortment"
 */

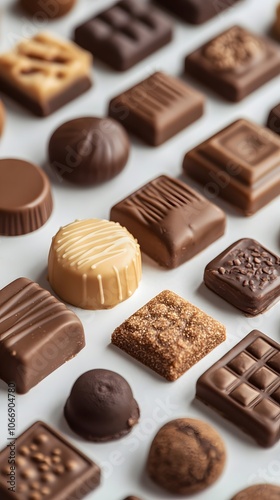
xmin=1 ymin=1 xmax=280 ymax=499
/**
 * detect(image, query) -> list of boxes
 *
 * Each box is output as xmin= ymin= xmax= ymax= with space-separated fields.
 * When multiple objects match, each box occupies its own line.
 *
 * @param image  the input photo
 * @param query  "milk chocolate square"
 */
xmin=267 ymin=103 xmax=280 ymax=135
xmin=108 ymin=72 xmax=204 ymax=146
xmin=0 ymin=278 xmax=85 ymax=394
xmin=110 ymin=175 xmax=226 ymax=269
xmin=196 ymin=330 xmax=280 ymax=447
xmin=155 ymin=0 xmax=241 ymax=24
xmin=74 ymin=0 xmax=172 ymax=71
xmin=112 ymin=290 xmax=226 ymax=381
xmin=0 ymin=32 xmax=92 ymax=117
xmin=0 ymin=421 xmax=101 ymax=499
xmin=183 ymin=119 xmax=280 ymax=216
xmin=185 ymin=26 xmax=280 ymax=101
xmin=204 ymin=238 xmax=280 ymax=315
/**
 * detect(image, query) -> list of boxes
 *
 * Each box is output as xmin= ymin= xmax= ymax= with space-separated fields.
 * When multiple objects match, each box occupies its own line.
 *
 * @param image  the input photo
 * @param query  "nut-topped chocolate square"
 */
xmin=204 ymin=238 xmax=280 ymax=315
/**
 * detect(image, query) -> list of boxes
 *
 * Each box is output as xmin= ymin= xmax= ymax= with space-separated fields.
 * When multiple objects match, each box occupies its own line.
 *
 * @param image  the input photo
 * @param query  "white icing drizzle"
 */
xmin=113 ymin=266 xmax=122 ymax=301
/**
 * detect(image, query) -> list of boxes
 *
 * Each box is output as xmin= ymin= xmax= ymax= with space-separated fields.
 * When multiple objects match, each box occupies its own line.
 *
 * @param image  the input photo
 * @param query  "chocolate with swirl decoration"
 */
xmin=48 ymin=219 xmax=142 ymax=309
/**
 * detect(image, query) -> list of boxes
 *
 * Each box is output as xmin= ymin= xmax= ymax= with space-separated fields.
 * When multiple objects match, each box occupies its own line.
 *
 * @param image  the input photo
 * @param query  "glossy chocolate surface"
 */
xmin=48 ymin=117 xmax=130 ymax=185
xmin=0 ymin=421 xmax=100 ymax=499
xmin=0 ymin=278 xmax=85 ymax=394
xmin=204 ymin=238 xmax=280 ymax=315
xmin=74 ymin=0 xmax=172 ymax=71
xmin=196 ymin=330 xmax=280 ymax=447
xmin=183 ymin=119 xmax=280 ymax=216
xmin=267 ymin=103 xmax=280 ymax=135
xmin=109 ymin=71 xmax=204 ymax=146
xmin=0 ymin=159 xmax=53 ymax=236
xmin=64 ymin=369 xmax=139 ymax=441
xmin=155 ymin=0 xmax=241 ymax=24
xmin=185 ymin=26 xmax=280 ymax=101
xmin=110 ymin=175 xmax=226 ymax=268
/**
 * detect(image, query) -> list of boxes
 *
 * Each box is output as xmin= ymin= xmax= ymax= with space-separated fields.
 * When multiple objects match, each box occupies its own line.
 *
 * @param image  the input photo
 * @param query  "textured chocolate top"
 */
xmin=231 ymin=484 xmax=280 ymax=500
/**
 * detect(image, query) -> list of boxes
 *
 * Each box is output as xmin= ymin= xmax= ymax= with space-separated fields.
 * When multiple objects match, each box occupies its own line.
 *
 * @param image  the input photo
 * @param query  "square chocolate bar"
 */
xmin=196 ymin=330 xmax=280 ymax=447
xmin=185 ymin=26 xmax=280 ymax=101
xmin=110 ymin=175 xmax=226 ymax=268
xmin=267 ymin=103 xmax=280 ymax=135
xmin=0 ymin=421 xmax=101 ymax=499
xmin=0 ymin=278 xmax=85 ymax=394
xmin=204 ymin=238 xmax=280 ymax=315
xmin=108 ymin=72 xmax=204 ymax=146
xmin=112 ymin=290 xmax=226 ymax=381
xmin=183 ymin=119 xmax=280 ymax=216
xmin=155 ymin=0 xmax=241 ymax=25
xmin=74 ymin=0 xmax=172 ymax=71
xmin=0 ymin=32 xmax=92 ymax=116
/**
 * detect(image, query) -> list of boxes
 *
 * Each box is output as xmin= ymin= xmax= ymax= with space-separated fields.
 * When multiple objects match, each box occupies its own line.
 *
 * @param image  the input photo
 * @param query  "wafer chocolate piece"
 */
xmin=267 ymin=103 xmax=280 ymax=135
xmin=109 ymin=72 xmax=204 ymax=146
xmin=155 ymin=0 xmax=241 ymax=24
xmin=183 ymin=119 xmax=280 ymax=216
xmin=185 ymin=26 xmax=280 ymax=102
xmin=231 ymin=484 xmax=280 ymax=500
xmin=204 ymin=239 xmax=280 ymax=315
xmin=0 ymin=421 xmax=100 ymax=499
xmin=196 ymin=330 xmax=280 ymax=447
xmin=74 ymin=0 xmax=172 ymax=71
xmin=110 ymin=175 xmax=226 ymax=268
xmin=112 ymin=290 xmax=226 ymax=381
xmin=0 ymin=100 xmax=5 ymax=137
xmin=0 ymin=32 xmax=92 ymax=117
xmin=0 ymin=278 xmax=85 ymax=394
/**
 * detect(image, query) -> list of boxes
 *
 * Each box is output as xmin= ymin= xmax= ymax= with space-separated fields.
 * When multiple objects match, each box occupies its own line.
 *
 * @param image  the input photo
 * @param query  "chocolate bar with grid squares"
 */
xmin=196 ymin=330 xmax=280 ymax=447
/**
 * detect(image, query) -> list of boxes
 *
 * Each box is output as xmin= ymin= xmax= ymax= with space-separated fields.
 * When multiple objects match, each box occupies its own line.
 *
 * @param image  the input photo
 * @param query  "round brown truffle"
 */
xmin=48 ymin=117 xmax=130 ymax=185
xmin=231 ymin=484 xmax=280 ymax=500
xmin=64 ymin=369 xmax=140 ymax=441
xmin=0 ymin=100 xmax=5 ymax=137
xmin=20 ymin=0 xmax=76 ymax=19
xmin=147 ymin=418 xmax=226 ymax=495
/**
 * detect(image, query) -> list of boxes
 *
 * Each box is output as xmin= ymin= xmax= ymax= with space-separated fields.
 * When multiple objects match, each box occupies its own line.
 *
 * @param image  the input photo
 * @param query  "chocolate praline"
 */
xmin=20 ymin=0 xmax=76 ymax=19
xmin=48 ymin=117 xmax=130 ymax=185
xmin=64 ymin=369 xmax=140 ymax=441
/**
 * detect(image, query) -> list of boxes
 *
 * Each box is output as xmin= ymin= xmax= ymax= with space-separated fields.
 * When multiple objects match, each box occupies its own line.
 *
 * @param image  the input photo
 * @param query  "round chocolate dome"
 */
xmin=64 ymin=369 xmax=139 ymax=441
xmin=48 ymin=116 xmax=130 ymax=185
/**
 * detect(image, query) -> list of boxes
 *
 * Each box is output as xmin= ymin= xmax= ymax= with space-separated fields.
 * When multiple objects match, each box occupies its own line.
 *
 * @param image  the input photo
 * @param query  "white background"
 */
xmin=0 ymin=0 xmax=280 ymax=499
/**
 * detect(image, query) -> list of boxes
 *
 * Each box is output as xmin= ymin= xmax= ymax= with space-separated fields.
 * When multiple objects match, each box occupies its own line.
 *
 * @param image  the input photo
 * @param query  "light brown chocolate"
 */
xmin=231 ymin=484 xmax=280 ymax=500
xmin=20 ymin=0 xmax=76 ymax=19
xmin=0 ymin=100 xmax=5 ymax=136
xmin=48 ymin=219 xmax=142 ymax=310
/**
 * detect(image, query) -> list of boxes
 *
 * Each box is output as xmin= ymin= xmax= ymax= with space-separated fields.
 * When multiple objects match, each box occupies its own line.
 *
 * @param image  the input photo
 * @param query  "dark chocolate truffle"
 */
xmin=64 ymin=369 xmax=140 ymax=441
xmin=48 ymin=117 xmax=130 ymax=185
xmin=231 ymin=484 xmax=280 ymax=500
xmin=20 ymin=0 xmax=76 ymax=19
xmin=147 ymin=418 xmax=226 ymax=495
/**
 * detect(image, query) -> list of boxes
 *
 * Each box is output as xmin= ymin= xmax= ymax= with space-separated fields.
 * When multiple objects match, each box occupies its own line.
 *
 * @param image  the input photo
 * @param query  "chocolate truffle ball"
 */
xmin=147 ymin=418 xmax=226 ymax=495
xmin=231 ymin=484 xmax=280 ymax=500
xmin=48 ymin=117 xmax=130 ymax=185
xmin=64 ymin=369 xmax=140 ymax=441
xmin=0 ymin=100 xmax=5 ymax=137
xmin=20 ymin=0 xmax=76 ymax=19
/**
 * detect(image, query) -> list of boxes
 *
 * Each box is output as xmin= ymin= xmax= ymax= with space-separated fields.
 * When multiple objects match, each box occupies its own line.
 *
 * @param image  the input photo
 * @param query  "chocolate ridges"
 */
xmin=196 ymin=330 xmax=280 ymax=447
xmin=155 ymin=0 xmax=241 ymax=24
xmin=0 ymin=278 xmax=85 ymax=393
xmin=109 ymin=71 xmax=204 ymax=146
xmin=0 ymin=159 xmax=53 ymax=236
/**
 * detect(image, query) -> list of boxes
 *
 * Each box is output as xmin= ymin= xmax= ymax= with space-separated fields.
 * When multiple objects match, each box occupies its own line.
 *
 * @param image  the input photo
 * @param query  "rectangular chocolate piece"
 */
xmin=0 ymin=32 xmax=92 ymax=117
xmin=74 ymin=0 xmax=172 ymax=71
xmin=0 ymin=278 xmax=85 ymax=394
xmin=0 ymin=421 xmax=101 ymax=499
xmin=108 ymin=72 xmax=204 ymax=146
xmin=110 ymin=175 xmax=226 ymax=268
xmin=112 ymin=290 xmax=226 ymax=381
xmin=204 ymin=238 xmax=280 ymax=315
xmin=196 ymin=330 xmax=280 ymax=447
xmin=183 ymin=118 xmax=280 ymax=216
xmin=185 ymin=26 xmax=280 ymax=101
xmin=267 ymin=103 xmax=280 ymax=135
xmin=155 ymin=0 xmax=241 ymax=24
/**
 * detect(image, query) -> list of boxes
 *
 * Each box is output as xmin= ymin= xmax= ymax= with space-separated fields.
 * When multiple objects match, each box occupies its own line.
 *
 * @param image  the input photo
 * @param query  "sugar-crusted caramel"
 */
xmin=0 ymin=32 xmax=92 ymax=101
xmin=48 ymin=219 xmax=142 ymax=310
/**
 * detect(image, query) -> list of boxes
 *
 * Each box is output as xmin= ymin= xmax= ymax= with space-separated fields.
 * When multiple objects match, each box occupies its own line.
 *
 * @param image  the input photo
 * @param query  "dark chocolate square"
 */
xmin=185 ymin=26 xmax=280 ymax=102
xmin=74 ymin=0 xmax=173 ymax=71
xmin=267 ymin=103 xmax=280 ymax=136
xmin=155 ymin=0 xmax=241 ymax=24
xmin=110 ymin=175 xmax=226 ymax=268
xmin=108 ymin=71 xmax=204 ymax=146
xmin=196 ymin=330 xmax=280 ymax=447
xmin=0 ymin=421 xmax=100 ymax=499
xmin=183 ymin=119 xmax=280 ymax=215
xmin=203 ymin=238 xmax=280 ymax=315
